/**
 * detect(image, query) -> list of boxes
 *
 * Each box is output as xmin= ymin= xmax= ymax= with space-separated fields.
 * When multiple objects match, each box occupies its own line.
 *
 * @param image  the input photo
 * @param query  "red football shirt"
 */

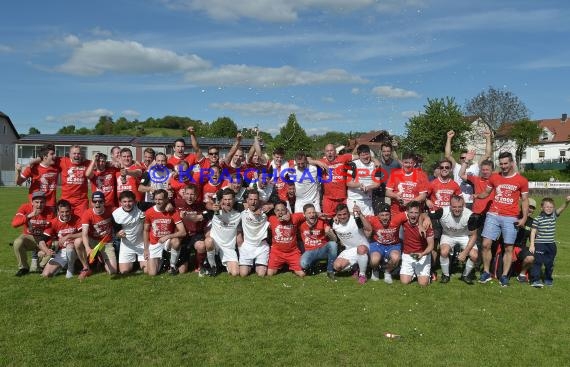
xmin=268 ymin=213 xmax=304 ymax=253
xmin=12 ymin=203 xmax=54 ymax=239
xmin=21 ymin=164 xmax=59 ymax=207
xmin=467 ymin=175 xmax=493 ymax=215
xmin=49 ymin=214 xmax=82 ymax=249
xmin=393 ymin=212 xmax=433 ymax=254
xmin=81 ymin=207 xmax=114 ymax=241
xmin=144 ymin=206 xmax=183 ymax=244
xmin=487 ymin=172 xmax=529 ymax=217
xmin=58 ymin=157 xmax=90 ymax=207
xmin=367 ymin=214 xmax=402 ymax=245
xmin=90 ymin=167 xmax=119 ymax=207
xmin=427 ymin=177 xmax=461 ymax=209
xmin=320 ymin=153 xmax=352 ymax=199
xmin=298 ymin=217 xmax=330 ymax=251
xmin=387 ymin=168 xmax=428 ymax=214
xmin=116 ymin=163 xmax=143 ymax=202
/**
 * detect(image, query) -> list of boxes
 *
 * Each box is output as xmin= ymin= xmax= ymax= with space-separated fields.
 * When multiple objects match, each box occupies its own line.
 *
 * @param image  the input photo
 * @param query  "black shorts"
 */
xmin=177 ymin=233 xmax=206 ymax=266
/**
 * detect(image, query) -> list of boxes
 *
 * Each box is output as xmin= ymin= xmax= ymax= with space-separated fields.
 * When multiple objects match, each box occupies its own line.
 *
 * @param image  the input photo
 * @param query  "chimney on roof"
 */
xmin=562 ymin=113 xmax=568 ymax=123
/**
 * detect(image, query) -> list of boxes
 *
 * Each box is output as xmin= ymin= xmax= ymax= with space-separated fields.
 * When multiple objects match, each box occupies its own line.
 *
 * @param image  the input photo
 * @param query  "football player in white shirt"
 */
xmin=332 ymin=203 xmax=372 ymax=284
xmin=433 ymin=195 xmax=479 ymax=284
xmin=205 ymin=188 xmax=242 ymax=276
xmin=239 ymin=190 xmax=270 ymax=277
xmin=347 ymin=144 xmax=381 ymax=216
xmin=113 ymin=190 xmax=147 ymax=274
xmin=292 ymin=151 xmax=328 ymax=213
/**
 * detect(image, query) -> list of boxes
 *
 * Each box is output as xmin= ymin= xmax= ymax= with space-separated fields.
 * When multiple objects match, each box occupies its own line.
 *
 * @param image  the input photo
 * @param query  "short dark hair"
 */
xmin=335 ymin=203 xmax=349 ymax=213
xmin=357 ymin=144 xmax=371 ymax=154
xmin=153 ymin=189 xmax=168 ymax=199
xmin=39 ymin=144 xmax=55 ymax=159
xmin=406 ymin=200 xmax=421 ymax=210
xmin=56 ymin=199 xmax=72 ymax=210
xmin=119 ymin=190 xmax=136 ymax=201
xmin=174 ymin=138 xmax=185 ymax=147
xmin=303 ymin=203 xmax=315 ymax=213
xmin=480 ymin=159 xmax=494 ymax=169
xmin=402 ymin=151 xmax=416 ymax=161
xmin=120 ymin=147 xmax=132 ymax=155
xmin=273 ymin=147 xmax=285 ymax=156
xmin=498 ymin=152 xmax=513 ymax=161
xmin=380 ymin=142 xmax=393 ymax=151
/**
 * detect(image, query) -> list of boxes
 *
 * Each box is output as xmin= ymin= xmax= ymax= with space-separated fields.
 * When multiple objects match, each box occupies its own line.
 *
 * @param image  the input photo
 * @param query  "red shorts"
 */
xmin=322 ymin=196 xmax=346 ymax=217
xmin=268 ymin=248 xmax=302 ymax=271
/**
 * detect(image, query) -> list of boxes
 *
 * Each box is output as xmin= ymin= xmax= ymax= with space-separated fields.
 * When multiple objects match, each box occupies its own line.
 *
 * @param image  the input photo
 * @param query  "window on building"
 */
xmin=560 ymin=150 xmax=566 ymax=157
xmin=538 ymin=150 xmax=545 ymax=158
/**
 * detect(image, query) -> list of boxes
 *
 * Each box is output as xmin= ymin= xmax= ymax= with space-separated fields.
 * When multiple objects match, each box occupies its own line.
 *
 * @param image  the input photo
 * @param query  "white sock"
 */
xmin=357 ymin=254 xmax=368 ymax=276
xmin=170 ymin=249 xmax=179 ymax=267
xmin=66 ymin=249 xmax=77 ymax=277
xmin=463 ymin=259 xmax=474 ymax=277
xmin=519 ymin=271 xmax=526 ymax=277
xmin=440 ymin=256 xmax=450 ymax=276
xmin=207 ymin=251 xmax=217 ymax=268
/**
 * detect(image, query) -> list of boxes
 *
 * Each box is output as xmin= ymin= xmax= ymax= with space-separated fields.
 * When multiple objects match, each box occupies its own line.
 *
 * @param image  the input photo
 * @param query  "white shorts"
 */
xmin=440 ymin=235 xmax=477 ymax=251
xmin=338 ymin=247 xmax=364 ymax=267
xmin=48 ymin=248 xmax=69 ymax=268
xmin=239 ymin=242 xmax=269 ymax=266
xmin=149 ymin=239 xmax=170 ymax=259
xmin=400 ymin=253 xmax=431 ymax=277
xmin=119 ymin=243 xmax=145 ymax=263
xmin=347 ymin=199 xmax=374 ymax=216
xmin=213 ymin=240 xmax=238 ymax=266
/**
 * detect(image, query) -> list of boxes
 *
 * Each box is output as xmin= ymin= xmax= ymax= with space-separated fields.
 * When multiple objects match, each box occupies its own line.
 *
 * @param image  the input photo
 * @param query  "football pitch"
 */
xmin=1 ymin=187 xmax=569 ymax=366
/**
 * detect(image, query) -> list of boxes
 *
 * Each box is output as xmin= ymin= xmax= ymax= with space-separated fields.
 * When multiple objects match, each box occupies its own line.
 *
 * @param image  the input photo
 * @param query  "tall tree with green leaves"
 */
xmin=209 ymin=117 xmax=238 ymax=137
xmin=401 ymin=97 xmax=469 ymax=155
xmin=510 ymin=119 xmax=542 ymax=168
xmin=28 ymin=127 xmax=41 ymax=135
xmin=272 ymin=113 xmax=312 ymax=157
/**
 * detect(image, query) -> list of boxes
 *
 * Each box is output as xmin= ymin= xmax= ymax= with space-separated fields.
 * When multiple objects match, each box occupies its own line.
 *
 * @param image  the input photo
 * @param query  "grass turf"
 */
xmin=1 ymin=187 xmax=569 ymax=366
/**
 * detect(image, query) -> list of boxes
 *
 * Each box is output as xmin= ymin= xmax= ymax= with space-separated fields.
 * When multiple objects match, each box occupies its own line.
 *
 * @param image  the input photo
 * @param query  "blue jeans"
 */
xmin=300 ymin=241 xmax=338 ymax=272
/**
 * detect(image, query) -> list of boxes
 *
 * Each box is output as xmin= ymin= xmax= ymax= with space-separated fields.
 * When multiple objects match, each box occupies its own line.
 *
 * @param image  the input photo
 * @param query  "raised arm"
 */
xmin=445 ymin=130 xmax=457 ymax=166
xmin=187 ymin=126 xmax=202 ymax=158
xmin=459 ymin=150 xmax=476 ymax=181
xmin=481 ymin=130 xmax=492 ymax=162
xmin=556 ymin=195 xmax=570 ymax=216
xmin=222 ymin=133 xmax=242 ymax=166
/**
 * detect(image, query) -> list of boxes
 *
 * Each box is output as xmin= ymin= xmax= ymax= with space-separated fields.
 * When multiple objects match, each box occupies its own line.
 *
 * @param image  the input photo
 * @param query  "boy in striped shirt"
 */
xmin=529 ymin=196 xmax=570 ymax=287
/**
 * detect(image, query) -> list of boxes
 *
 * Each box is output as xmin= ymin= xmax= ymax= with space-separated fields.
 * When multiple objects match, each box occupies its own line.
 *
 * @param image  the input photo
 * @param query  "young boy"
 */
xmin=529 ymin=196 xmax=570 ymax=287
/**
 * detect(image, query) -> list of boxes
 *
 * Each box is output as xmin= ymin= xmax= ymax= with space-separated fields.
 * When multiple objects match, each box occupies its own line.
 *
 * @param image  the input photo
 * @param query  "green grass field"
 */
xmin=1 ymin=187 xmax=569 ymax=366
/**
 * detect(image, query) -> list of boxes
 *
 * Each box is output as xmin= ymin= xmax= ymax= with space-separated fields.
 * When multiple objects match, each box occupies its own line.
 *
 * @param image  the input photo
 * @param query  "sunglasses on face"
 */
xmin=93 ymin=200 xmax=104 ymax=204
xmin=439 ymin=166 xmax=451 ymax=169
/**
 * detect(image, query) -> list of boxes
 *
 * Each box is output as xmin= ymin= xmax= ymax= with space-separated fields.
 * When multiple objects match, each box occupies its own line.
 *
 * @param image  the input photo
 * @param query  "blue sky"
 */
xmin=1 ymin=0 xmax=569 ymax=136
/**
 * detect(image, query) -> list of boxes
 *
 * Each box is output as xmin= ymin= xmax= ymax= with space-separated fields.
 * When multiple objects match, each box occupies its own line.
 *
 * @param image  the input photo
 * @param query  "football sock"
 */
xmin=170 ymin=249 xmax=179 ymax=267
xmin=464 ymin=259 xmax=474 ymax=277
xmin=357 ymin=254 xmax=368 ymax=276
xmin=207 ymin=251 xmax=216 ymax=268
xmin=440 ymin=256 xmax=449 ymax=276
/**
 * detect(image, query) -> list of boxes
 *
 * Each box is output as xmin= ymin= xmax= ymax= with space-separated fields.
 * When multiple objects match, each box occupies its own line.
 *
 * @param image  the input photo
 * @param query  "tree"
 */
xmin=510 ymin=119 xmax=542 ymax=168
xmin=272 ymin=113 xmax=313 ymax=157
xmin=401 ymin=97 xmax=469 ymax=154
xmin=94 ymin=116 xmax=114 ymax=135
xmin=465 ymin=86 xmax=530 ymax=134
xmin=28 ymin=127 xmax=41 ymax=135
xmin=57 ymin=125 xmax=76 ymax=134
xmin=209 ymin=117 xmax=238 ymax=137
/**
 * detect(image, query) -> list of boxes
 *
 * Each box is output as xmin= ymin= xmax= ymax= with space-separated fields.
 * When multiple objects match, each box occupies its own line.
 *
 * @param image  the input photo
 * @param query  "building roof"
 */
xmin=355 ymin=130 xmax=393 ymax=151
xmin=496 ymin=116 xmax=570 ymax=144
xmin=0 ymin=111 xmax=21 ymax=140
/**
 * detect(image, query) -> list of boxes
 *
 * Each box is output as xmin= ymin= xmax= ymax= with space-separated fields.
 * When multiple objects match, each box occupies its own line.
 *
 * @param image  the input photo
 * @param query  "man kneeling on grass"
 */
xmin=239 ymin=190 xmax=270 ymax=277
xmin=42 ymin=199 xmax=82 ymax=278
xmin=143 ymin=189 xmax=186 ymax=276
xmin=398 ymin=201 xmax=434 ymax=286
xmin=113 ymin=190 xmax=147 ymax=275
xmin=332 ymin=203 xmax=371 ymax=285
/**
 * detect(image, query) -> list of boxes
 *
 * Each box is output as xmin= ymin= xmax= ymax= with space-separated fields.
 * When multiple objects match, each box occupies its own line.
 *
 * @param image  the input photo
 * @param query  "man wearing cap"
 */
xmin=11 ymin=191 xmax=55 ymax=276
xmin=77 ymin=191 xmax=117 ymax=279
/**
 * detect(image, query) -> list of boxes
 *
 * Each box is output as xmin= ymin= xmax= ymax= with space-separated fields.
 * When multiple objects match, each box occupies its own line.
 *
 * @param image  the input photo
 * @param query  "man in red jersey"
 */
xmin=42 ymin=199 xmax=82 ymax=278
xmin=426 ymin=159 xmax=461 ymax=211
xmin=386 ymin=152 xmax=428 ymax=215
xmin=86 ymin=152 xmax=119 ymax=207
xmin=299 ymin=203 xmax=338 ymax=280
xmin=116 ymin=148 xmax=143 ymax=202
xmin=459 ymin=152 xmax=494 ymax=222
xmin=166 ymin=127 xmax=201 ymax=170
xmin=395 ymin=201 xmax=434 ymax=286
xmin=477 ymin=152 xmax=529 ymax=287
xmin=78 ymin=191 xmax=117 ymax=279
xmin=56 ymin=145 xmax=91 ymax=217
xmin=16 ymin=144 xmax=59 ymax=211
xmin=11 ymin=191 xmax=55 ymax=276
xmin=320 ymin=143 xmax=354 ymax=217
xmin=141 ymin=148 xmax=156 ymax=171
xmin=267 ymin=201 xmax=306 ymax=277
xmin=175 ymin=185 xmax=208 ymax=274
xmin=366 ymin=203 xmax=402 ymax=284
xmin=143 ymin=189 xmax=186 ymax=276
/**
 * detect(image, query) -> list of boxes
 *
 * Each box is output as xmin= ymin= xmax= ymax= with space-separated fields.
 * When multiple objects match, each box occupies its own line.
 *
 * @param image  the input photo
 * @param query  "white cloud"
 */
xmin=121 ymin=110 xmax=141 ymax=119
xmin=210 ymin=101 xmax=342 ymax=122
xmin=321 ymin=97 xmax=335 ymax=103
xmin=517 ymin=54 xmax=570 ymax=70
xmin=63 ymin=34 xmax=81 ymax=47
xmin=45 ymin=108 xmax=114 ymax=125
xmin=185 ymin=65 xmax=366 ymax=87
xmin=164 ymin=0 xmax=375 ymax=22
xmin=372 ymin=85 xmax=419 ymax=99
xmin=401 ymin=110 xmax=419 ymax=118
xmin=0 ymin=44 xmax=13 ymax=53
xmin=90 ymin=27 xmax=113 ymax=37
xmin=57 ymin=39 xmax=210 ymax=76
xmin=351 ymin=88 xmax=361 ymax=95
xmin=375 ymin=0 xmax=427 ymax=13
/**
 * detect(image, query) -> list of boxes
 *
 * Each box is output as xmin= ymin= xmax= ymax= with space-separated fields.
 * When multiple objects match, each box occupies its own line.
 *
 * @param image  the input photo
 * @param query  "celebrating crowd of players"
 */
xmin=11 ymin=127 xmax=568 ymax=287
